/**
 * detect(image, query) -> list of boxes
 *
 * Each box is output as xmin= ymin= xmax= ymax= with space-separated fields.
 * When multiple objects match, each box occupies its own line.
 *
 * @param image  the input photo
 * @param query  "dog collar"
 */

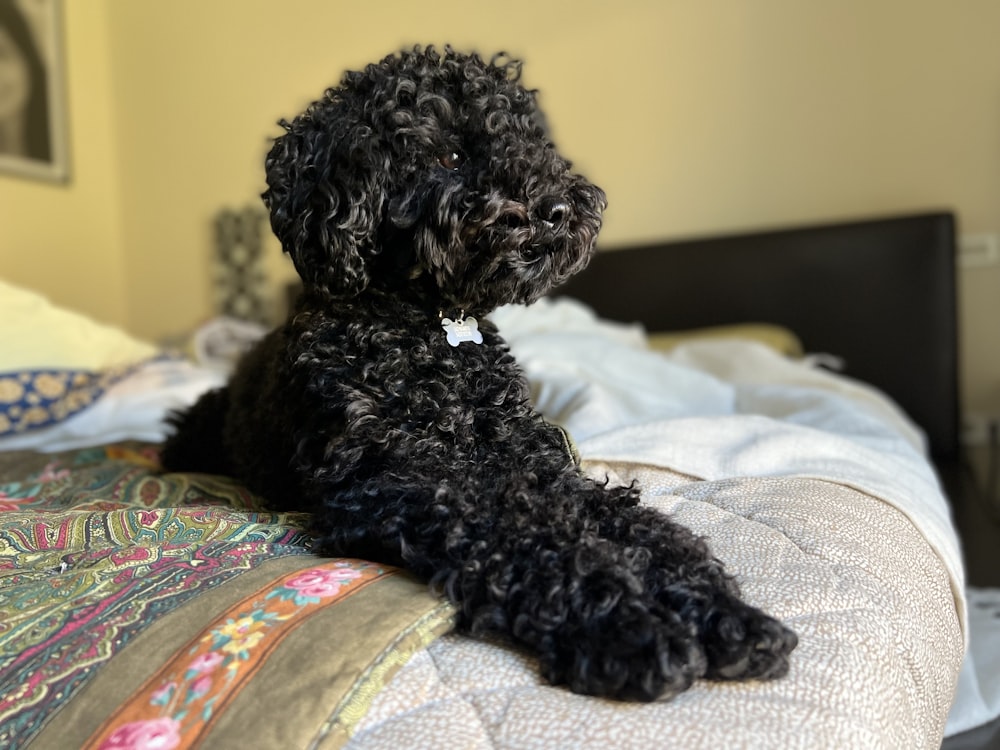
xmin=440 ymin=310 xmax=483 ymax=347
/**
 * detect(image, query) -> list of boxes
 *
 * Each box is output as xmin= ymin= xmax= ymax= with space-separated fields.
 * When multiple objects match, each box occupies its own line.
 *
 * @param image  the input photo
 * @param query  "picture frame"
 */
xmin=0 ymin=0 xmax=69 ymax=182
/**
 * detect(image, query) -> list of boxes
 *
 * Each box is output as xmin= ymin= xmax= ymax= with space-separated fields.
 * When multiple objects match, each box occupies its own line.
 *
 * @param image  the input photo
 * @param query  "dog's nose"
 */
xmin=535 ymin=197 xmax=571 ymax=229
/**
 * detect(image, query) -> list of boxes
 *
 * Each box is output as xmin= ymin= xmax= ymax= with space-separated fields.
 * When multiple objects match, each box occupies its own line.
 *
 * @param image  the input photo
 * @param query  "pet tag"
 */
xmin=441 ymin=316 xmax=483 ymax=346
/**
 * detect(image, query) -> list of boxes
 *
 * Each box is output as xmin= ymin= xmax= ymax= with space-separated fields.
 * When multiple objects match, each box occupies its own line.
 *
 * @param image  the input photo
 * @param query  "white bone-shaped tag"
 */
xmin=441 ymin=316 xmax=483 ymax=346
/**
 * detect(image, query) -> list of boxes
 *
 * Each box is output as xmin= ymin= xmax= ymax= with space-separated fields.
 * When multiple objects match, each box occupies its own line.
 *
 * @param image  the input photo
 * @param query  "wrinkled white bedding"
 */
xmin=493 ymin=298 xmax=962 ymax=602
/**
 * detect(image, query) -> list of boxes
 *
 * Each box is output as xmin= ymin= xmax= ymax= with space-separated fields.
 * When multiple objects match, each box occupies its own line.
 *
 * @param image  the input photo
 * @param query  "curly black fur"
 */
xmin=161 ymin=46 xmax=796 ymax=701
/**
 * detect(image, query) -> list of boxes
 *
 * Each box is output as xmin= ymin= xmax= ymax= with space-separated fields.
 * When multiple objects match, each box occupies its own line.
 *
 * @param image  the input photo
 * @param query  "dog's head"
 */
xmin=262 ymin=46 xmax=606 ymax=313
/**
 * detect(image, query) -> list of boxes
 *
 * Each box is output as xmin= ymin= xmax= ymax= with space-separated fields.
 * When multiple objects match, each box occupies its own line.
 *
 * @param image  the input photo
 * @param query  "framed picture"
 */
xmin=0 ymin=0 xmax=68 ymax=182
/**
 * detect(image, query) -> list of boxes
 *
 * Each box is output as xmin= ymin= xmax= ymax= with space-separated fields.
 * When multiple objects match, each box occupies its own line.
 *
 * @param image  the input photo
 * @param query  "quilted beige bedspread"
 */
xmin=345 ymin=461 xmax=964 ymax=750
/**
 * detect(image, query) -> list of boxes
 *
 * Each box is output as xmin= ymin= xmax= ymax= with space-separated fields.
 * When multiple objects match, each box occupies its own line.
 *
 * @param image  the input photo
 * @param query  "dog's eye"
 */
xmin=438 ymin=151 xmax=463 ymax=171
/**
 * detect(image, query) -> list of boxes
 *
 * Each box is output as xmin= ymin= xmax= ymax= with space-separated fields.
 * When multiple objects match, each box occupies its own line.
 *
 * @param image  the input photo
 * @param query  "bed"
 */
xmin=0 ymin=211 xmax=989 ymax=748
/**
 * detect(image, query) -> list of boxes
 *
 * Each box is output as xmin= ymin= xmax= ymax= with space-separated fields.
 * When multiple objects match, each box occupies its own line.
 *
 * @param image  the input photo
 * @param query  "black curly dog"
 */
xmin=162 ymin=46 xmax=796 ymax=701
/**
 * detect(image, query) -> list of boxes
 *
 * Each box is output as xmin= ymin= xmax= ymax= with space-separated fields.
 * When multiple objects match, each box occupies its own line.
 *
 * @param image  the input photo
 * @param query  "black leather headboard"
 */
xmin=556 ymin=212 xmax=960 ymax=462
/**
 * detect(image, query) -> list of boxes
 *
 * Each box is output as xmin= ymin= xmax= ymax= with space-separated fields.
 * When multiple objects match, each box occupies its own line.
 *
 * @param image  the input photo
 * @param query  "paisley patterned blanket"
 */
xmin=0 ymin=445 xmax=455 ymax=749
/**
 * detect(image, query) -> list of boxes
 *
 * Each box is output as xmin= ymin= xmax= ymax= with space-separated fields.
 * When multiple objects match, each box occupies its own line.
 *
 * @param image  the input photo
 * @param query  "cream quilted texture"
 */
xmin=345 ymin=464 xmax=963 ymax=750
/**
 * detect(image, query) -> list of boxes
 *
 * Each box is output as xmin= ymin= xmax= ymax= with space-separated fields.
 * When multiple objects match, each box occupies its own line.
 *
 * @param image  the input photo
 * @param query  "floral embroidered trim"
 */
xmin=84 ymin=560 xmax=389 ymax=750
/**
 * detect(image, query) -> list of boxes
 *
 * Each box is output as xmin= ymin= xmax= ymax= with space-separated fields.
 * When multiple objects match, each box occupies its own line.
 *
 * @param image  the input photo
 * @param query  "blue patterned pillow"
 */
xmin=0 ymin=364 xmax=142 ymax=436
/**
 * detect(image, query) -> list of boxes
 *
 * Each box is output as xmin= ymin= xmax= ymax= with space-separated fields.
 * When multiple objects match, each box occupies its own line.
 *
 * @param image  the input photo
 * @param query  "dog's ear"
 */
xmin=262 ymin=109 xmax=387 ymax=298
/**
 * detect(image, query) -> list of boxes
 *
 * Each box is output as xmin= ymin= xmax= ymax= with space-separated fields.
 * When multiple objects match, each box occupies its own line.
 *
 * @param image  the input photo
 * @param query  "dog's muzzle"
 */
xmin=483 ymin=195 xmax=573 ymax=232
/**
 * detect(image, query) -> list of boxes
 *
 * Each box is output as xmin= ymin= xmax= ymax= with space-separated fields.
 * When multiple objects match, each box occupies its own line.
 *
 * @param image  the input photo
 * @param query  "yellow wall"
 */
xmin=2 ymin=0 xmax=999 ymax=411
xmin=0 ymin=0 xmax=127 ymax=325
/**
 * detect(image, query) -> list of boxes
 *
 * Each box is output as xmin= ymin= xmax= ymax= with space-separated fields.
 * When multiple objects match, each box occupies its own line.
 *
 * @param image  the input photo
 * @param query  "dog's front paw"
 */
xmin=537 ymin=607 xmax=709 ymax=702
xmin=700 ymin=595 xmax=798 ymax=681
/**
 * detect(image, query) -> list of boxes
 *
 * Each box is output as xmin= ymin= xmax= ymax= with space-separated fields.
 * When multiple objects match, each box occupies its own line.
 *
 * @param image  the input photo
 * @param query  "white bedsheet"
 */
xmin=494 ymin=299 xmax=960 ymax=593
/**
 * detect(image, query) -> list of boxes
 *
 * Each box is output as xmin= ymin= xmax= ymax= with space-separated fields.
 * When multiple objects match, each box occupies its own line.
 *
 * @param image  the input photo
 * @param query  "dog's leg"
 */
xmin=315 ymin=474 xmax=717 ymax=701
xmin=305 ymin=478 xmax=695 ymax=699
xmin=386 ymin=475 xmax=794 ymax=700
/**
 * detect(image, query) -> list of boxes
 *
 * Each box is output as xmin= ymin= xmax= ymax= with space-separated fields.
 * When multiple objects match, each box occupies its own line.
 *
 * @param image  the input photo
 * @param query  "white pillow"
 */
xmin=0 ymin=280 xmax=157 ymax=371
